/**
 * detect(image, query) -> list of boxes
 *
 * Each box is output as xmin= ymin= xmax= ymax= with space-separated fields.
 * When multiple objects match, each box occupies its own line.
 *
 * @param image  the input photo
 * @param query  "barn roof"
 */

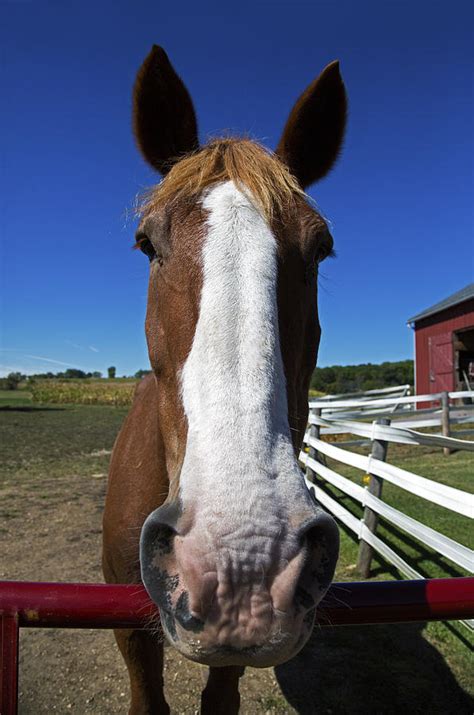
xmin=407 ymin=283 xmax=474 ymax=325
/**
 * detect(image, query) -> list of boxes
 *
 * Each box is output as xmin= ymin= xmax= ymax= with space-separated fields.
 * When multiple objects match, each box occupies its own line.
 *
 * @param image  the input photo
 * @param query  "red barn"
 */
xmin=407 ymin=283 xmax=474 ymax=396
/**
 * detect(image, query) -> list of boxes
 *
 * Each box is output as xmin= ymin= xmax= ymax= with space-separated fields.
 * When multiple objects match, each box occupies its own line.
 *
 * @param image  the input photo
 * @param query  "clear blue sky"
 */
xmin=1 ymin=0 xmax=473 ymax=377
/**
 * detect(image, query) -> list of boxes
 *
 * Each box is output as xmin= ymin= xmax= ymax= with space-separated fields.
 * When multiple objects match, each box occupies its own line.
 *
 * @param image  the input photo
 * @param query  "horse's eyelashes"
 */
xmin=143 ymin=240 xmax=157 ymax=263
xmin=136 ymin=235 xmax=158 ymax=263
xmin=314 ymin=229 xmax=335 ymax=265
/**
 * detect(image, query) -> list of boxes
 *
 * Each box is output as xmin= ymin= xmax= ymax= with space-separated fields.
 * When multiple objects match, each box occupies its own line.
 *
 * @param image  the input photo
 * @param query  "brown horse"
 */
xmin=102 ymin=45 xmax=347 ymax=714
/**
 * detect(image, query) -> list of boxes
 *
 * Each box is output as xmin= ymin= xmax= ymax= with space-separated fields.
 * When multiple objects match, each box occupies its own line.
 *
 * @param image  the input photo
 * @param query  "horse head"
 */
xmin=134 ymin=46 xmax=347 ymax=667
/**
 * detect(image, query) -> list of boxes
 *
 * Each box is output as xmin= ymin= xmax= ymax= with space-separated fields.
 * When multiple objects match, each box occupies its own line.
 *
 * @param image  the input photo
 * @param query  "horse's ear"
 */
xmin=133 ymin=45 xmax=199 ymax=174
xmin=276 ymin=61 xmax=347 ymax=188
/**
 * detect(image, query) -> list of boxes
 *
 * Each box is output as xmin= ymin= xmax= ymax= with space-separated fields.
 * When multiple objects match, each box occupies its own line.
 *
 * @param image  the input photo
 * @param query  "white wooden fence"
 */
xmin=301 ymin=386 xmax=474 ymax=629
xmin=309 ymin=388 xmax=474 ymax=442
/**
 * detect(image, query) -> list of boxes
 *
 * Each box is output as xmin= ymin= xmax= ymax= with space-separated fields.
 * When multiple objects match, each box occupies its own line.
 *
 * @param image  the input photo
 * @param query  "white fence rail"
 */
xmin=302 ymin=466 xmax=464 ymax=581
xmin=309 ymin=389 xmax=473 ymax=411
xmin=300 ymin=450 xmax=473 ymax=570
xmin=310 ymin=415 xmax=474 ymax=452
xmin=309 ymin=387 xmax=474 ymax=437
xmin=302 ymin=385 xmax=474 ymax=629
xmin=312 ymin=384 xmax=412 ymax=402
xmin=304 ymin=434 xmax=473 ymax=517
xmin=312 ymin=407 xmax=474 ymax=429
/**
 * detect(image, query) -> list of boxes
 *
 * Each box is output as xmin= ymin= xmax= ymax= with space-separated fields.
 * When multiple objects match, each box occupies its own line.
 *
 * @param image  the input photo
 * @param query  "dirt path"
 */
xmin=1 ymin=471 xmax=293 ymax=714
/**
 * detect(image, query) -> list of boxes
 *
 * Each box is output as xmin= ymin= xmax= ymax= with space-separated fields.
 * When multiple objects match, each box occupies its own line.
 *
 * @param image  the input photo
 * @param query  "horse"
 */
xmin=102 ymin=45 xmax=347 ymax=714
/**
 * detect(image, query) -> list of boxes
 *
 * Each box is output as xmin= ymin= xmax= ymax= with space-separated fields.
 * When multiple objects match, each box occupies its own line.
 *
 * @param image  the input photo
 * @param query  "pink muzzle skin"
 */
xmin=140 ymin=501 xmax=339 ymax=667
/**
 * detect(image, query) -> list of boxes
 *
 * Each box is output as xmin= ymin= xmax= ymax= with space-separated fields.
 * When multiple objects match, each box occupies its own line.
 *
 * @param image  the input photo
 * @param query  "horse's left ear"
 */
xmin=133 ymin=45 xmax=199 ymax=174
xmin=276 ymin=61 xmax=347 ymax=188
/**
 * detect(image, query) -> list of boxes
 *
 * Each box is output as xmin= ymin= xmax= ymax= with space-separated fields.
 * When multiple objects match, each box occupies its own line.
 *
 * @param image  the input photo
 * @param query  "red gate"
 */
xmin=1 ymin=578 xmax=473 ymax=714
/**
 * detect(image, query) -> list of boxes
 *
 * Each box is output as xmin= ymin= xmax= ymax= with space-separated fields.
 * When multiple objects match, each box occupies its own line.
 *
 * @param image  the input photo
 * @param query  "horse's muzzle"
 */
xmin=140 ymin=502 xmax=339 ymax=667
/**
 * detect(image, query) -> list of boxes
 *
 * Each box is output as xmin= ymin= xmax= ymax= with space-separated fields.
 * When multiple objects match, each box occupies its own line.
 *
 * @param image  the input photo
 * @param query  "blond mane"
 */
xmin=138 ymin=138 xmax=306 ymax=222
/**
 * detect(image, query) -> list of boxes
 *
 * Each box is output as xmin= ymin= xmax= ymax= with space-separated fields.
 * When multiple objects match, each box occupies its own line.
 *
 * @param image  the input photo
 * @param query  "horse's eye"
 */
xmin=135 ymin=233 xmax=162 ymax=264
xmin=140 ymin=238 xmax=157 ymax=262
xmin=315 ymin=228 xmax=335 ymax=264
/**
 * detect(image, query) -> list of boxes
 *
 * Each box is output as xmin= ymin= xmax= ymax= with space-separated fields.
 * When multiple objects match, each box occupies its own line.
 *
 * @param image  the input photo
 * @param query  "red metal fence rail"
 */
xmin=1 ymin=577 xmax=474 ymax=715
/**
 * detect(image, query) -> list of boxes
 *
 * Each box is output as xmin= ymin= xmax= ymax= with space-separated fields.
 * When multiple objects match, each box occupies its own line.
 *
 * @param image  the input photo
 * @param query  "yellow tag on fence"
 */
xmin=363 ymin=474 xmax=371 ymax=486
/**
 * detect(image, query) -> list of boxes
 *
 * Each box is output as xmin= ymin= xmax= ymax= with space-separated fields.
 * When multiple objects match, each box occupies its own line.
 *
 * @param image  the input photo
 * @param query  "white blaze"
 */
xmin=179 ymin=181 xmax=304 ymax=571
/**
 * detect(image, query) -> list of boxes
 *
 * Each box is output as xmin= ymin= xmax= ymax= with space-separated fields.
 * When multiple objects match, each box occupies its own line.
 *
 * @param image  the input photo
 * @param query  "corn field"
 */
xmin=30 ymin=380 xmax=136 ymax=406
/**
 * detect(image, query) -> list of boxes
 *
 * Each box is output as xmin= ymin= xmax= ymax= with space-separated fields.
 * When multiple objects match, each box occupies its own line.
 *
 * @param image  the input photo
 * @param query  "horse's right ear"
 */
xmin=133 ymin=46 xmax=199 ymax=174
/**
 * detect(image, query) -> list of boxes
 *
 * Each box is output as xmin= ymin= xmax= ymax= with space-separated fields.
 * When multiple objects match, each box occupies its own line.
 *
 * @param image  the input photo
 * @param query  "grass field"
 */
xmin=1 ymin=389 xmax=473 ymax=713
xmin=0 ymin=392 xmax=127 ymax=488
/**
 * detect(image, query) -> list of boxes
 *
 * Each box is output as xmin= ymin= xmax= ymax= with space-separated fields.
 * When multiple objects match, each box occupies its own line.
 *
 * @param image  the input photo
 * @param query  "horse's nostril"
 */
xmin=140 ymin=511 xmax=181 ymax=614
xmin=140 ymin=506 xmax=182 ymax=611
xmin=154 ymin=522 xmax=175 ymax=556
xmin=140 ymin=501 xmax=184 ymax=561
xmin=175 ymin=591 xmax=205 ymax=633
xmin=141 ymin=516 xmax=175 ymax=557
xmin=297 ymin=509 xmax=340 ymax=593
xmin=298 ymin=509 xmax=339 ymax=550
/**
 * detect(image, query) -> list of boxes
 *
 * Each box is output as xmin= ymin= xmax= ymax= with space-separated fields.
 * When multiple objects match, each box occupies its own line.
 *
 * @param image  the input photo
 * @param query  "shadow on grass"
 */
xmin=0 ymin=406 xmax=65 ymax=412
xmin=373 ymin=519 xmax=464 ymax=578
xmin=443 ymin=620 xmax=474 ymax=651
xmin=337 ymin=518 xmax=406 ymax=581
xmin=275 ymin=620 xmax=473 ymax=714
xmin=317 ymin=480 xmax=465 ymax=579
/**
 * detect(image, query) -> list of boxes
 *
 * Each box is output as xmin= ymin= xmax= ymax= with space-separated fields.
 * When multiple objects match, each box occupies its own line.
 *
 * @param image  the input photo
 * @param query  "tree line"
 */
xmin=2 ymin=361 xmax=413 ymax=394
xmin=310 ymin=360 xmax=414 ymax=394
xmin=0 ymin=366 xmax=136 ymax=389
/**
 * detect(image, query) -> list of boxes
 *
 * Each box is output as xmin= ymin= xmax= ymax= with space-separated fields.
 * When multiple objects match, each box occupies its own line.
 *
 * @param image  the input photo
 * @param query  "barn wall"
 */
xmin=414 ymin=298 xmax=474 ymax=396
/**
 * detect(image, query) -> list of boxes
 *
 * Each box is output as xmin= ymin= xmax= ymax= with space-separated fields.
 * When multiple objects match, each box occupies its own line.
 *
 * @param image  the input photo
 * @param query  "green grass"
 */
xmin=0 ymin=389 xmax=33 ymax=408
xmin=327 ymin=522 xmax=474 ymax=709
xmin=322 ymin=441 xmax=473 ymax=576
xmin=313 ymin=438 xmax=474 ymax=706
xmin=1 ymin=395 xmax=473 ymax=711
xmin=0 ymin=391 xmax=128 ymax=485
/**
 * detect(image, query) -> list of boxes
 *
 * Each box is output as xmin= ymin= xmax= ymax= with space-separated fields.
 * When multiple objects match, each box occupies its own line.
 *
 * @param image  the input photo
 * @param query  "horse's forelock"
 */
xmin=137 ymin=138 xmax=307 ymax=223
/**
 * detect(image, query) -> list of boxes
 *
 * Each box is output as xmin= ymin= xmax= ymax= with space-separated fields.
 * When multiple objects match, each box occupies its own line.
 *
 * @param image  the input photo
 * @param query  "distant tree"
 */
xmin=5 ymin=372 xmax=23 ymax=390
xmin=26 ymin=372 xmax=54 ymax=382
xmin=310 ymin=360 xmax=414 ymax=394
xmin=63 ymin=369 xmax=87 ymax=379
xmin=91 ymin=371 xmax=102 ymax=379
xmin=134 ymin=369 xmax=152 ymax=379
xmin=108 ymin=366 xmax=117 ymax=379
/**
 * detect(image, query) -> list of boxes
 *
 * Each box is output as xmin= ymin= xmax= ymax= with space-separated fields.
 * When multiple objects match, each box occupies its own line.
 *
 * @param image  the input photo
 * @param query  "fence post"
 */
xmin=1 ymin=613 xmax=19 ymax=715
xmin=305 ymin=407 xmax=322 ymax=481
xmin=357 ymin=418 xmax=390 ymax=579
xmin=441 ymin=391 xmax=451 ymax=456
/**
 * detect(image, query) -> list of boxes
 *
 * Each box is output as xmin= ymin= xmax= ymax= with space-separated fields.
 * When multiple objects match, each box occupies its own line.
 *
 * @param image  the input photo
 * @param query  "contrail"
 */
xmin=24 ymin=354 xmax=83 ymax=369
